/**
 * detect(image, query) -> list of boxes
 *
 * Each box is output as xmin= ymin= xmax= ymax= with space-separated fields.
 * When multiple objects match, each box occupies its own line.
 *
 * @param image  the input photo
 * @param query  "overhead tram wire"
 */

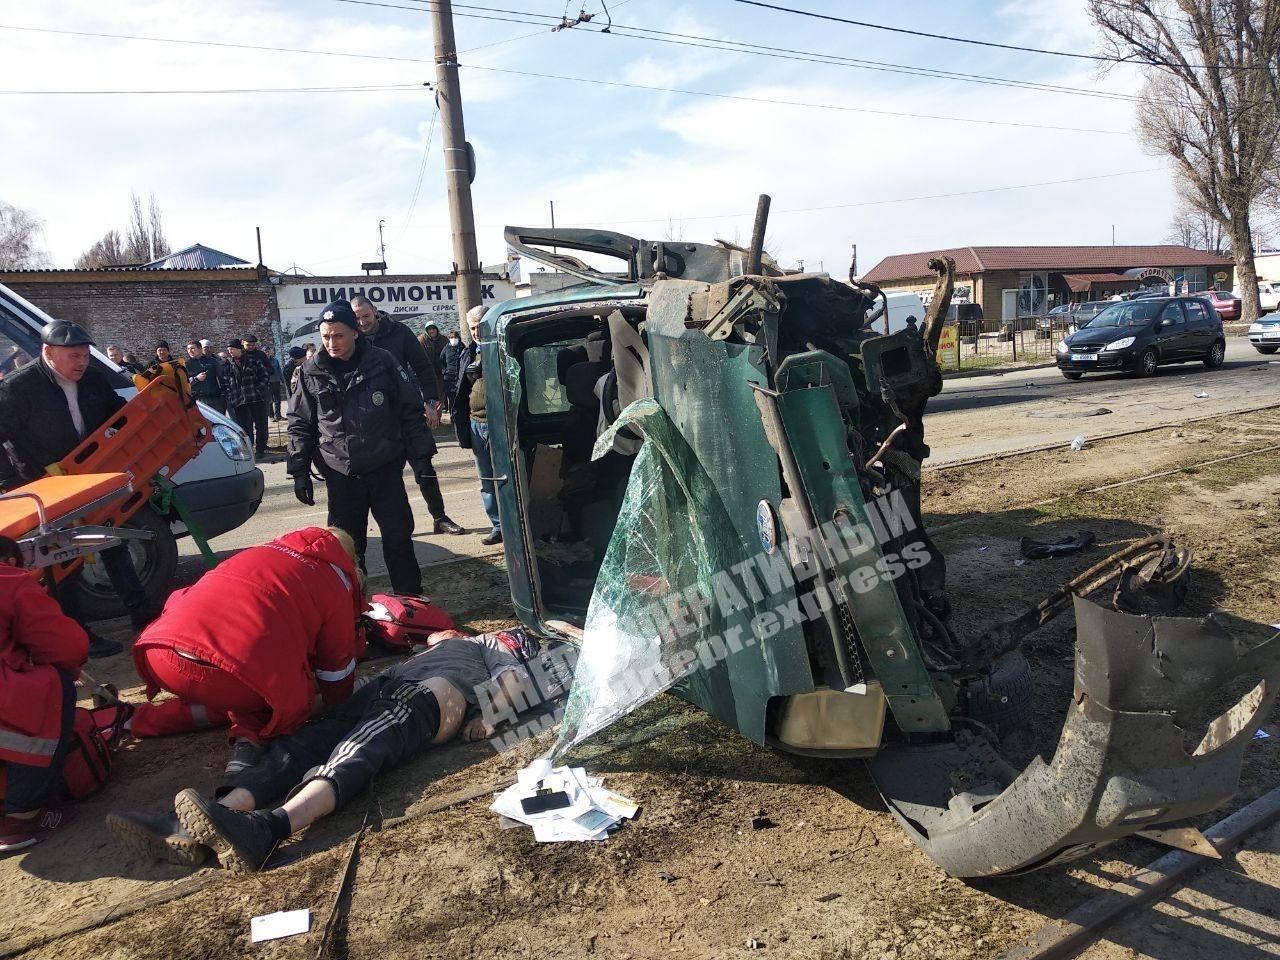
xmin=377 ymin=0 xmax=1149 ymax=102
xmin=550 ymin=168 xmax=1167 ymax=229
xmin=0 ymin=81 xmax=432 ymax=95
xmin=1 ymin=12 xmax=1149 ymax=105
xmin=727 ymin=0 xmax=1270 ymax=71
xmin=454 ymin=64 xmax=1131 ymax=135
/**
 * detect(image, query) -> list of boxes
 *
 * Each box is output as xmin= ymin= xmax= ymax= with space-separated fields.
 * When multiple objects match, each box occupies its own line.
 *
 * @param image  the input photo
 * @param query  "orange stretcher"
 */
xmin=1 ymin=369 xmax=211 ymax=579
xmin=0 ymin=473 xmax=153 ymax=570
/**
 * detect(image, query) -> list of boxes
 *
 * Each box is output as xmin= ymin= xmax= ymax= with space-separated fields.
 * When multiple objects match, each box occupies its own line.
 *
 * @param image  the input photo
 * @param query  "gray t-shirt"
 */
xmin=383 ymin=635 xmax=524 ymax=705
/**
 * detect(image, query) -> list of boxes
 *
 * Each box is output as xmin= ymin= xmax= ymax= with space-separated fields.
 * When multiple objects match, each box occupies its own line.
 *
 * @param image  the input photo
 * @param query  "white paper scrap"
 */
xmin=250 ymin=909 xmax=311 ymax=944
xmin=493 ymin=761 xmax=638 ymax=843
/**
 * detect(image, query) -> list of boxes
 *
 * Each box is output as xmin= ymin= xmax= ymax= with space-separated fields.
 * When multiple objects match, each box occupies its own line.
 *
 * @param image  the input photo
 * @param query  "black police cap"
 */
xmin=318 ymin=300 xmax=359 ymax=332
xmin=41 ymin=320 xmax=95 ymax=348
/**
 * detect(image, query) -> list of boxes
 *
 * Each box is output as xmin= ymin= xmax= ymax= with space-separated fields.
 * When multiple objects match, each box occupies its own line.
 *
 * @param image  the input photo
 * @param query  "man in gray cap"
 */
xmin=0 ymin=320 xmax=157 ymax=657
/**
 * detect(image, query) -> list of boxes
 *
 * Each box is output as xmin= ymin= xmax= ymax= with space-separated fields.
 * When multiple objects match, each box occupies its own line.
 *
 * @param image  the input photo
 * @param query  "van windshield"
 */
xmin=1082 ymin=301 xmax=1161 ymax=328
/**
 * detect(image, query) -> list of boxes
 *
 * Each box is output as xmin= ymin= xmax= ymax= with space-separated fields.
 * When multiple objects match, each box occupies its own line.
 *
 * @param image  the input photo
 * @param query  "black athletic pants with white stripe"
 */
xmin=226 ymin=676 xmax=441 ymax=809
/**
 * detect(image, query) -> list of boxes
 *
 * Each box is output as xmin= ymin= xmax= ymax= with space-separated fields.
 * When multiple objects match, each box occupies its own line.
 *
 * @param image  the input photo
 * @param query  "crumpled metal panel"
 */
xmin=552 ymin=314 xmax=815 ymax=756
xmin=869 ymin=595 xmax=1280 ymax=877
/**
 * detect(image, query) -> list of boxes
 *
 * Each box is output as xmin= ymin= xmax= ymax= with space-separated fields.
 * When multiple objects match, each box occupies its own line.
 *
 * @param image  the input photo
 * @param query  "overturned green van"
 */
xmin=478 ymin=226 xmax=1280 ymax=877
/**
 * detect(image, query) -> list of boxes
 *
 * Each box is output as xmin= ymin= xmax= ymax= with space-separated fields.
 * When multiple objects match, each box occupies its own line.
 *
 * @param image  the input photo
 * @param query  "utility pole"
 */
xmin=428 ymin=0 xmax=483 ymax=341
xmin=377 ymin=218 xmax=387 ymax=272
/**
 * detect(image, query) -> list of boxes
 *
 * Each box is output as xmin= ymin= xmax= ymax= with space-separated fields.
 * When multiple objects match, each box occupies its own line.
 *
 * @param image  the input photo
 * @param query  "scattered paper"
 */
xmin=1254 ymin=729 xmax=1271 ymax=741
xmin=1014 ymin=559 xmax=1028 ymax=567
xmin=977 ymin=546 xmax=990 ymax=553
xmin=250 ymin=909 xmax=311 ymax=944
xmin=1070 ymin=435 xmax=1086 ymax=452
xmin=494 ymin=762 xmax=638 ymax=842
xmin=1195 ymin=391 xmax=1210 ymax=398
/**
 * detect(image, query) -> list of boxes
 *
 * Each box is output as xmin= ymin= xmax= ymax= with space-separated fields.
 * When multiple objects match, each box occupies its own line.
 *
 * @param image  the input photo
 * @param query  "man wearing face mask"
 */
xmin=454 ymin=306 xmax=501 ymax=545
xmin=0 ymin=321 xmax=158 ymax=657
xmin=440 ymin=327 xmax=465 ymax=418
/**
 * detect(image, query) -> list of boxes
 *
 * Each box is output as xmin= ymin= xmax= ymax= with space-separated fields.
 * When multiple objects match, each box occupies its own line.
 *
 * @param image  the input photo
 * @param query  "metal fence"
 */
xmin=935 ymin=315 xmax=1077 ymax=373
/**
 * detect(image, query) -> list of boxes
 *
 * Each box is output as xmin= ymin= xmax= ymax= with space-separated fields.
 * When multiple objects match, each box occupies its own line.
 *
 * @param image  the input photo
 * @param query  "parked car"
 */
xmin=945 ymin=301 xmax=984 ymax=337
xmin=1055 ymin=295 xmax=1226 ymax=379
xmin=0 ymin=282 xmax=265 ymax=615
xmin=1247 ymin=314 xmax=1280 ymax=354
xmin=1200 ymin=288 xmax=1242 ymax=321
xmin=481 ymin=225 xmax=1275 ymax=879
xmin=1232 ymin=281 xmax=1280 ymax=314
xmin=1037 ymin=300 xmax=1108 ymax=338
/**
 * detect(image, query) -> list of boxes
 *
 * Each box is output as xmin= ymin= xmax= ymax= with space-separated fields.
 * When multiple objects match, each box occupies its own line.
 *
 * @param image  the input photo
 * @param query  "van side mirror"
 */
xmin=1153 ymin=319 xmax=1165 ymax=331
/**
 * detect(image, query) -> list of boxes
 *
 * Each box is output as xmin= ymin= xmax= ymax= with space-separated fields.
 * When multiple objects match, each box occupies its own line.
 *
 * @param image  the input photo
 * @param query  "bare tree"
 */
xmin=1165 ymin=188 xmax=1226 ymax=253
xmin=74 ymin=229 xmax=129 ymax=270
xmin=0 ymin=200 xmax=52 ymax=270
xmin=1090 ymin=0 xmax=1280 ymax=321
xmin=123 ymin=192 xmax=169 ymax=263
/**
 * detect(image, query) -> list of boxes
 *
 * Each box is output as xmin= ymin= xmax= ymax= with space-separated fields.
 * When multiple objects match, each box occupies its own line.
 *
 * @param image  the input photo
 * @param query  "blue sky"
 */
xmin=0 ymin=0 xmax=1170 ymax=276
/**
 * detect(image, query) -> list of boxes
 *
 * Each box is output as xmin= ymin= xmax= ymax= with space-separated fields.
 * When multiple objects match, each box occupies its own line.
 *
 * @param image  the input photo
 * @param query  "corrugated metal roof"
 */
xmin=137 ymin=243 xmax=251 ymax=270
xmin=863 ymin=245 xmax=1234 ymax=284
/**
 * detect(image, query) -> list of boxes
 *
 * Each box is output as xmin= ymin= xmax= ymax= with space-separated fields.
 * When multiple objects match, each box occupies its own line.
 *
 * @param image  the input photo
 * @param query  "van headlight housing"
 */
xmin=212 ymin=423 xmax=254 ymax=461
xmin=1103 ymin=337 xmax=1135 ymax=351
xmin=1056 ymin=339 xmax=1069 ymax=353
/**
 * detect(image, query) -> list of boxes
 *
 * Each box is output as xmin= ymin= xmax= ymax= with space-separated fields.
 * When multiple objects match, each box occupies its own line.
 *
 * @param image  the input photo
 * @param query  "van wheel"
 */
xmin=1136 ymin=348 xmax=1159 ymax=377
xmin=1204 ymin=340 xmax=1225 ymax=368
xmin=1061 ymin=371 xmax=1084 ymax=380
xmin=68 ymin=507 xmax=178 ymax=621
xmin=961 ymin=650 xmax=1033 ymax=739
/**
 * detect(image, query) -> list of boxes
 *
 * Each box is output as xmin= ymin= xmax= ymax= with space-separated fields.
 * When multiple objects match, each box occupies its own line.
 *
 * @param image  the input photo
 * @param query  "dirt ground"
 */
xmin=3 ymin=410 xmax=1279 ymax=960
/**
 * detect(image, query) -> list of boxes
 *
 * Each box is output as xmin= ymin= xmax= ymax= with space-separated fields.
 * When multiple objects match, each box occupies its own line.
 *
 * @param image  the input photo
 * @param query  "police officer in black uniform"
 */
xmin=349 ymin=295 xmax=464 ymax=536
xmin=286 ymin=300 xmax=432 ymax=595
xmin=0 ymin=320 xmax=157 ymax=658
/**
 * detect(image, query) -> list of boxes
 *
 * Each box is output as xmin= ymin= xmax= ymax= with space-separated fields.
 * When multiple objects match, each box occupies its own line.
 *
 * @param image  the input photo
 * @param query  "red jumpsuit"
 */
xmin=0 ymin=568 xmax=88 ymax=766
xmin=131 ymin=527 xmax=366 ymax=743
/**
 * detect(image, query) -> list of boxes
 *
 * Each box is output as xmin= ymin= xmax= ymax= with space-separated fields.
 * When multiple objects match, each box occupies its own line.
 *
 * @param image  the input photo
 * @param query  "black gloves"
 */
xmin=293 ymin=474 xmax=315 ymax=506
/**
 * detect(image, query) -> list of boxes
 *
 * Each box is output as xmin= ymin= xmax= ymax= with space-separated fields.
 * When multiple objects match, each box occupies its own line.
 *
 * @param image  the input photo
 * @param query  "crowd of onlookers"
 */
xmin=95 ymin=321 xmax=466 ymax=459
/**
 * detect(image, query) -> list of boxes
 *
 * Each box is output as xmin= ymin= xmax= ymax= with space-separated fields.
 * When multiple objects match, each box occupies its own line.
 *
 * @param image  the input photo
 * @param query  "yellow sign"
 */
xmin=936 ymin=324 xmax=958 ymax=357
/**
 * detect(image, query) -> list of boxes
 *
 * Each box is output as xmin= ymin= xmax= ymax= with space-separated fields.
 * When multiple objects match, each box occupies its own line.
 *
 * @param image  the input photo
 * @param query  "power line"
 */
xmin=383 ymin=0 xmax=1147 ymax=102
xmin=729 ymin=0 xmax=1120 ymax=62
xmin=0 ymin=11 xmax=1146 ymax=106
xmin=727 ymin=0 xmax=1269 ymax=71
xmin=398 ymin=104 xmax=442 ymax=241
xmin=459 ymin=63 xmax=1130 ymax=135
xmin=0 ymin=81 xmax=432 ymax=95
xmin=564 ymin=168 xmax=1166 ymax=227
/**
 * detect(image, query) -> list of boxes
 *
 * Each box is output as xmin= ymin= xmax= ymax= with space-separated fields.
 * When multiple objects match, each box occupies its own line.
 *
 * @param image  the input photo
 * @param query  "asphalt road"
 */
xmin=184 ymin=336 xmax=1278 ymax=582
xmin=925 ymin=336 xmax=1277 ymax=464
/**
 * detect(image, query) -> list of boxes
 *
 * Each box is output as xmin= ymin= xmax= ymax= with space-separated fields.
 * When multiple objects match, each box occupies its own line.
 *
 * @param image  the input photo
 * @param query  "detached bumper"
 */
xmin=869 ymin=596 xmax=1280 ymax=877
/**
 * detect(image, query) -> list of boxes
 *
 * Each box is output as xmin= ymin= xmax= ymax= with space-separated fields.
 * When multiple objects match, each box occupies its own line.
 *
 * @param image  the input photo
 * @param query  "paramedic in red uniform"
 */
xmin=128 ymin=527 xmax=366 ymax=776
xmin=0 ymin=537 xmax=88 ymax=851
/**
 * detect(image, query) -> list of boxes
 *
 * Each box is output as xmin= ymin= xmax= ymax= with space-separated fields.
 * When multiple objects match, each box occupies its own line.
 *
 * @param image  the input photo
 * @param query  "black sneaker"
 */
xmin=480 ymin=529 xmax=503 ymax=546
xmin=107 ymin=809 xmax=212 ymax=866
xmin=433 ymin=517 xmax=465 ymax=536
xmin=87 ymin=630 xmax=124 ymax=659
xmin=173 ymin=789 xmax=277 ymax=874
xmin=224 ymin=739 xmax=265 ymax=776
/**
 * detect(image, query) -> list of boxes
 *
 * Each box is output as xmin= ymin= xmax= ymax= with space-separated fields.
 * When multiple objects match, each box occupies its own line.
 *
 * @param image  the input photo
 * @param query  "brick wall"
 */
xmin=1 ymin=269 xmax=280 ymax=359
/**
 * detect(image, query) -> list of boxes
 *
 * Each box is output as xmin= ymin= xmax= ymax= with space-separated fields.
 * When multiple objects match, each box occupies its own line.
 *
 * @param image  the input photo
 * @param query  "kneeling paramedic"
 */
xmin=127 ymin=527 xmax=366 ymax=777
xmin=0 ymin=538 xmax=88 ymax=851
xmin=286 ymin=300 xmax=432 ymax=596
xmin=108 ymin=630 xmax=529 ymax=871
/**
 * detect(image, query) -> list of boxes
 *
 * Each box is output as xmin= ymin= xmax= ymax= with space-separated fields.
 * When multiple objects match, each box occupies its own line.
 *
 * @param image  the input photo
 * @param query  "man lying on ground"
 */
xmin=127 ymin=527 xmax=366 ymax=775
xmin=0 ymin=537 xmax=88 ymax=851
xmin=108 ymin=629 xmax=529 ymax=871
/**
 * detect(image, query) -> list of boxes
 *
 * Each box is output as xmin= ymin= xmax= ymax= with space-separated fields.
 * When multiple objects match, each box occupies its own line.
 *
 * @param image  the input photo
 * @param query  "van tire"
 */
xmin=68 ymin=507 xmax=178 ymax=621
xmin=961 ymin=650 xmax=1034 ymax=739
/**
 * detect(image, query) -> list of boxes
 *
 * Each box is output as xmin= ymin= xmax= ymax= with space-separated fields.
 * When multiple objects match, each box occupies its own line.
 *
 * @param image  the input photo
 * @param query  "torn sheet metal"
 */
xmin=869 ymin=596 xmax=1280 ymax=877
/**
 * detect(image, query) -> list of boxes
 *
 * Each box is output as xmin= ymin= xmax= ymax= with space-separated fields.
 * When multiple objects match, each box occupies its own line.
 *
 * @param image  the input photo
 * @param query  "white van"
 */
xmin=862 ymin=290 xmax=928 ymax=335
xmin=0 ymin=282 xmax=264 ymax=617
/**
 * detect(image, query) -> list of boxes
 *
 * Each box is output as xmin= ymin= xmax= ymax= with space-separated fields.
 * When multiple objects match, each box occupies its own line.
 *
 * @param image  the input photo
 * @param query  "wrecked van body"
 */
xmin=483 ymin=224 xmax=1280 ymax=877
